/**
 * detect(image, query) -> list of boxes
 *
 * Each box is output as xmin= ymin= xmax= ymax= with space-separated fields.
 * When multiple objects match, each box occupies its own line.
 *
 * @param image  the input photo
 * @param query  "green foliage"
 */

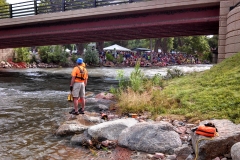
xmin=177 ymin=36 xmax=210 ymax=56
xmin=162 ymin=52 xmax=240 ymax=123
xmin=30 ymin=54 xmax=37 ymax=63
xmin=38 ymin=46 xmax=52 ymax=63
xmin=109 ymin=86 xmax=118 ymax=94
xmin=114 ymin=52 xmax=240 ymax=124
xmin=0 ymin=0 xmax=7 ymax=4
xmin=117 ymin=54 xmax=123 ymax=63
xmin=106 ymin=53 xmax=114 ymax=62
xmin=38 ymin=45 xmax=68 ymax=66
xmin=207 ymin=35 xmax=218 ymax=49
xmin=127 ymin=39 xmax=150 ymax=49
xmin=0 ymin=0 xmax=8 ymax=19
xmin=129 ymin=62 xmax=145 ymax=92
xmin=14 ymin=47 xmax=31 ymax=63
xmin=164 ymin=68 xmax=184 ymax=79
xmin=202 ymin=51 xmax=212 ymax=62
xmin=84 ymin=47 xmax=99 ymax=65
xmin=163 ymin=37 xmax=174 ymax=53
xmin=71 ymin=54 xmax=78 ymax=63
xmin=151 ymin=73 xmax=163 ymax=87
xmin=116 ymin=70 xmax=128 ymax=90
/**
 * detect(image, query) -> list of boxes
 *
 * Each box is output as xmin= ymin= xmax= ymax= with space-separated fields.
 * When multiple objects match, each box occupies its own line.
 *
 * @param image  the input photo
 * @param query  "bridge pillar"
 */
xmin=218 ymin=0 xmax=240 ymax=63
xmin=225 ymin=6 xmax=240 ymax=59
xmin=218 ymin=0 xmax=233 ymax=63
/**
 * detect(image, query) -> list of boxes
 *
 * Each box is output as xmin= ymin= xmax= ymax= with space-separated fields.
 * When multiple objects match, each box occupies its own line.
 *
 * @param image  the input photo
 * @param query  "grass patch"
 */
xmin=113 ymin=53 xmax=240 ymax=124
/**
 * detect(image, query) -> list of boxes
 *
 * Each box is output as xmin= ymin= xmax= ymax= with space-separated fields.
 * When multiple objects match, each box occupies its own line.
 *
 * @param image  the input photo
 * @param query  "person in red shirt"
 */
xmin=69 ymin=58 xmax=88 ymax=115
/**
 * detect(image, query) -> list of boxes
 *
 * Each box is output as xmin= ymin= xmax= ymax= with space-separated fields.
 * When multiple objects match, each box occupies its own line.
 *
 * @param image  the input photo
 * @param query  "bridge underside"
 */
xmin=0 ymin=6 xmax=219 ymax=48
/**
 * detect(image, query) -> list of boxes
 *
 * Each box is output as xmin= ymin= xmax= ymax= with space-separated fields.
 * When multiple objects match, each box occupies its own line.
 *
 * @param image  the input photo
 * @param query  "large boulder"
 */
xmin=191 ymin=119 xmax=240 ymax=160
xmin=55 ymin=120 xmax=88 ymax=136
xmin=88 ymin=118 xmax=138 ymax=141
xmin=231 ymin=142 xmax=240 ymax=160
xmin=70 ymin=131 xmax=92 ymax=146
xmin=118 ymin=121 xmax=182 ymax=154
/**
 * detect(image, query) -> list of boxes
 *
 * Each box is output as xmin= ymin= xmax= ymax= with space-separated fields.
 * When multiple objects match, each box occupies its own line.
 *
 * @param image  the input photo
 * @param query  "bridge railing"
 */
xmin=0 ymin=0 xmax=150 ymax=19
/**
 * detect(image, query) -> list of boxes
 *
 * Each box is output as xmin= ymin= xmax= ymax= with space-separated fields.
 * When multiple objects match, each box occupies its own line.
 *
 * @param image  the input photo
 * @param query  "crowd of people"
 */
xmin=98 ymin=50 xmax=208 ymax=67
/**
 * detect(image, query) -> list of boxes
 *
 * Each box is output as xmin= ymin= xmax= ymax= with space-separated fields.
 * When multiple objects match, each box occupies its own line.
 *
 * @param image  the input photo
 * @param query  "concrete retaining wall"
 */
xmin=225 ymin=6 xmax=240 ymax=58
xmin=0 ymin=49 xmax=14 ymax=61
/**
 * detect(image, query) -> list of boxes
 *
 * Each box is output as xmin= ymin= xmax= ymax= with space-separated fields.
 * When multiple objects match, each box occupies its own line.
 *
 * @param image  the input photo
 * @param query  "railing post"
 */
xmin=62 ymin=0 xmax=65 ymax=11
xmin=34 ymin=0 xmax=37 ymax=15
xmin=93 ymin=0 xmax=96 ymax=7
xmin=9 ymin=4 xmax=12 ymax=18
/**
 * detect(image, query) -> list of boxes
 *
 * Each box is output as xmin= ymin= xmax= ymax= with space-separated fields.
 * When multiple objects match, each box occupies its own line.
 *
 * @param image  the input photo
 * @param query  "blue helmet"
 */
xmin=76 ymin=58 xmax=83 ymax=64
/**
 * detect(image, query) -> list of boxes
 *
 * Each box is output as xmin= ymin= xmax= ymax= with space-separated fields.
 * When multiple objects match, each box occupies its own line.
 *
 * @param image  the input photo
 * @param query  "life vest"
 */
xmin=194 ymin=123 xmax=218 ymax=137
xmin=76 ymin=66 xmax=87 ymax=80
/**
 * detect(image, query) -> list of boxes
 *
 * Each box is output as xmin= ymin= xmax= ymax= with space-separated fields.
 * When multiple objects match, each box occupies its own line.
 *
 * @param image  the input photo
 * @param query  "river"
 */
xmin=0 ymin=64 xmax=212 ymax=160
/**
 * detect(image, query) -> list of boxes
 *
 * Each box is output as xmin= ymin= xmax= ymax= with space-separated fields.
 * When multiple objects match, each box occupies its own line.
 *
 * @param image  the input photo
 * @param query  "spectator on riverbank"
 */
xmin=100 ymin=50 xmax=203 ymax=67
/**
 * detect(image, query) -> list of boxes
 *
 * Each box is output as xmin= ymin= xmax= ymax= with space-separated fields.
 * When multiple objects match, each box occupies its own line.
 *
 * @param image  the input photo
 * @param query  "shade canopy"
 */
xmin=103 ymin=44 xmax=131 ymax=51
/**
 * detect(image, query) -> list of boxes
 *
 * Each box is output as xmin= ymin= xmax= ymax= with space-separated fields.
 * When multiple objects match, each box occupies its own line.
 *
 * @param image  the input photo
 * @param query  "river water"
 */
xmin=0 ymin=65 xmax=212 ymax=160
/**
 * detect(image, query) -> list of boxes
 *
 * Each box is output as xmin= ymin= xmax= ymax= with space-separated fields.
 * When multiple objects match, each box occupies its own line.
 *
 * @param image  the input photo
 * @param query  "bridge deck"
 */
xmin=0 ymin=0 xmax=221 ymax=48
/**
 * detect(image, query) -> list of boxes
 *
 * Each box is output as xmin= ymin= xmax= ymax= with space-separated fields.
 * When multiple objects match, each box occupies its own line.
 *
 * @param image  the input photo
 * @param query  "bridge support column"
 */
xmin=218 ymin=0 xmax=240 ymax=63
xmin=218 ymin=0 xmax=234 ymax=63
xmin=225 ymin=6 xmax=240 ymax=58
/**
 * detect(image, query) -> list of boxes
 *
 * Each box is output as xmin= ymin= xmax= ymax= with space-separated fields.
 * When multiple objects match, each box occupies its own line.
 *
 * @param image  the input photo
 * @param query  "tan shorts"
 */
xmin=72 ymin=82 xmax=85 ymax=98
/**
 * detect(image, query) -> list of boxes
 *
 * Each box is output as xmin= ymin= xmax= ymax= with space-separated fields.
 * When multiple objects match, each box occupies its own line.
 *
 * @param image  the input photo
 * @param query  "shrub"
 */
xmin=84 ymin=47 xmax=99 ymax=65
xmin=38 ymin=45 xmax=68 ymax=66
xmin=14 ymin=47 xmax=31 ymax=63
xmin=129 ymin=62 xmax=145 ymax=92
xmin=71 ymin=54 xmax=78 ymax=63
xmin=164 ymin=68 xmax=184 ymax=79
xmin=106 ymin=53 xmax=114 ymax=62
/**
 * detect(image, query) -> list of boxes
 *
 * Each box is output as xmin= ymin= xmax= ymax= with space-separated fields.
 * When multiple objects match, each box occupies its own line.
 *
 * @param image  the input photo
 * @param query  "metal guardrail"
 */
xmin=0 ymin=0 xmax=150 ymax=19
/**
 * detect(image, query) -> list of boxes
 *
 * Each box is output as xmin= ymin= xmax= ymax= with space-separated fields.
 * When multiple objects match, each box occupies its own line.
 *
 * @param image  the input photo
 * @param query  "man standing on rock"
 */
xmin=69 ymin=58 xmax=88 ymax=115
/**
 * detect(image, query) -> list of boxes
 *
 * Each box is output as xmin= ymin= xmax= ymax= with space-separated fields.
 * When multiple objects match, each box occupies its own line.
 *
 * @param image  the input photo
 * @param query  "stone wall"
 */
xmin=0 ymin=48 xmax=14 ymax=61
xmin=225 ymin=6 xmax=240 ymax=58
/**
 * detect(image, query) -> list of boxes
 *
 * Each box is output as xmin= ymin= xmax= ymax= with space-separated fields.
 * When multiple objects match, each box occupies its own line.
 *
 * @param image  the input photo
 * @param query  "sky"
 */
xmin=7 ymin=0 xmax=27 ymax=4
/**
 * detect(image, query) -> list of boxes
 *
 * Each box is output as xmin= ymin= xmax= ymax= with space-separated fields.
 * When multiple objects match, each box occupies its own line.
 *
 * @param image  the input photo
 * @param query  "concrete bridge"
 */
xmin=0 ymin=0 xmax=240 ymax=63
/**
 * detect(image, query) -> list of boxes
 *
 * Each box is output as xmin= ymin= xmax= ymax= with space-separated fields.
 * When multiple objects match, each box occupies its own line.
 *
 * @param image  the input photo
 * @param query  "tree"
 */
xmin=154 ymin=38 xmax=174 ymax=53
xmin=127 ymin=39 xmax=150 ymax=49
xmin=176 ymin=36 xmax=211 ymax=61
xmin=176 ymin=36 xmax=210 ymax=54
xmin=84 ymin=47 xmax=99 ymax=65
xmin=76 ymin=43 xmax=87 ymax=55
xmin=96 ymin=42 xmax=104 ymax=52
xmin=207 ymin=35 xmax=218 ymax=50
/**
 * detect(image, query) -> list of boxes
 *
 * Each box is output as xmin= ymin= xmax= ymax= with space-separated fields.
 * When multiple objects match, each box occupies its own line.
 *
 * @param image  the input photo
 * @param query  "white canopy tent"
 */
xmin=103 ymin=44 xmax=131 ymax=51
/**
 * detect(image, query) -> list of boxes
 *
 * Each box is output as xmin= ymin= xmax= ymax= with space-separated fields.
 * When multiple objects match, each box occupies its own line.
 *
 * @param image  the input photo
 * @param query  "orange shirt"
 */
xmin=71 ymin=65 xmax=88 ymax=83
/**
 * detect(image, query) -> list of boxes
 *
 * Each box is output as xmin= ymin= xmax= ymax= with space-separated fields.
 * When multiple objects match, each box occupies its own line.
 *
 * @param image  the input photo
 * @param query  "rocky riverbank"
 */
xmin=0 ymin=61 xmax=61 ymax=68
xmin=56 ymin=92 xmax=240 ymax=160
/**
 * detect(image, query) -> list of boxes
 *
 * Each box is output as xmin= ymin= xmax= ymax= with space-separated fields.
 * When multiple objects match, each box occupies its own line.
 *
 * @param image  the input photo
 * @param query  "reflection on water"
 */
xmin=0 ymin=65 xmax=212 ymax=159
